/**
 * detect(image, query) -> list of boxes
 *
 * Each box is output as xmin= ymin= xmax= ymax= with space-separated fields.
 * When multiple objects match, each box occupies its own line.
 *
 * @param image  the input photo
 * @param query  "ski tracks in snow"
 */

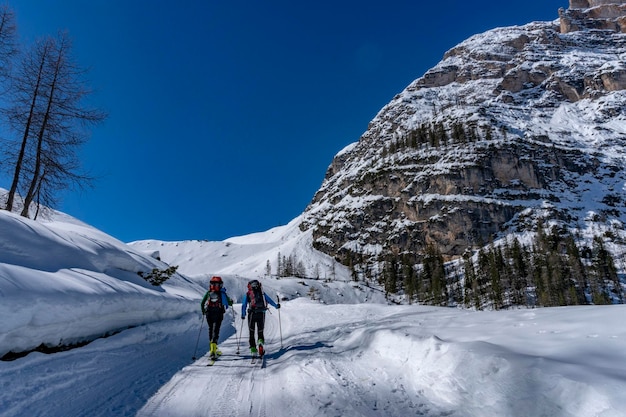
xmin=137 ymin=329 xmax=273 ymax=417
xmin=139 ymin=300 xmax=463 ymax=417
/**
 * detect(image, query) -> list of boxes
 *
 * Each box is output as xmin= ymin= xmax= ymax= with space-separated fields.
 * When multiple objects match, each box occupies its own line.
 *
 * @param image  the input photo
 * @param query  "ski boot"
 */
xmin=210 ymin=342 xmax=220 ymax=359
xmin=258 ymin=339 xmax=264 ymax=357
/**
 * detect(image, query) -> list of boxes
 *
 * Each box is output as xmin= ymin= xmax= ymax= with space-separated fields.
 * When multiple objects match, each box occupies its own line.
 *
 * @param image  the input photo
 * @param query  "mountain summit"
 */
xmin=300 ymin=1 xmax=626 ymax=272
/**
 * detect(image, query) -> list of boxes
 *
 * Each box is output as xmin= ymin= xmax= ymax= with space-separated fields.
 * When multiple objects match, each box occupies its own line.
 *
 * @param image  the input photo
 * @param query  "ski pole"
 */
xmin=277 ymin=293 xmax=283 ymax=349
xmin=192 ymin=314 xmax=205 ymax=360
xmin=236 ymin=313 xmax=244 ymax=355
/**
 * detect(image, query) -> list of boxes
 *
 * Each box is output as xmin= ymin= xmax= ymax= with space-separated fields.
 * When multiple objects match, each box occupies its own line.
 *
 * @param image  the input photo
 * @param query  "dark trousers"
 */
xmin=205 ymin=309 xmax=224 ymax=344
xmin=248 ymin=310 xmax=266 ymax=348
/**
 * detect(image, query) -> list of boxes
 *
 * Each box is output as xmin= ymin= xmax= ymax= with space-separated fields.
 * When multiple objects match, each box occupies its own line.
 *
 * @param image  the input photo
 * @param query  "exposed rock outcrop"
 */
xmin=299 ymin=4 xmax=626 ymax=267
xmin=560 ymin=0 xmax=626 ymax=33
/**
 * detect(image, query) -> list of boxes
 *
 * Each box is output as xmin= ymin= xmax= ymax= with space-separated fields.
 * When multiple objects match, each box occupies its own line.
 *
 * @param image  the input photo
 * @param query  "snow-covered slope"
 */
xmin=130 ymin=216 xmax=341 ymax=280
xmin=129 ymin=215 xmax=389 ymax=305
xmin=0 ymin=184 xmax=388 ymax=360
xmin=0 ymin=200 xmax=202 ymax=358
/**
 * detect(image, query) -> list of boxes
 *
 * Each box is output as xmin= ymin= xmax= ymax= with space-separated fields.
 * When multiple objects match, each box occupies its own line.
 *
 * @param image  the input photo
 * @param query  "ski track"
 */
xmin=131 ymin=303 xmax=455 ymax=417
xmin=138 ymin=314 xmax=278 ymax=417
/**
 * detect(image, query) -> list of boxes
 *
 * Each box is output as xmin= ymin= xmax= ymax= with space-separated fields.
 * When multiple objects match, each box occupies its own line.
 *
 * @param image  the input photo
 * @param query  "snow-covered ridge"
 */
xmin=130 ymin=216 xmax=345 ymax=280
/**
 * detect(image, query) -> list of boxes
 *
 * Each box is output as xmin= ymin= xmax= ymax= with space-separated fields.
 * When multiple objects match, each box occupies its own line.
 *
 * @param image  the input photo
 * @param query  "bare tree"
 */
xmin=4 ymin=31 xmax=106 ymax=216
xmin=0 ymin=4 xmax=17 ymax=203
xmin=4 ymin=36 xmax=53 ymax=212
xmin=0 ymin=4 xmax=16 ymax=78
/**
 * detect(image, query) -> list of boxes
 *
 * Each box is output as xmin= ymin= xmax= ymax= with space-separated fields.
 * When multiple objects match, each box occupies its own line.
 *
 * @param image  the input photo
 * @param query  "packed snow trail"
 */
xmin=138 ymin=307 xmax=283 ymax=417
xmin=138 ymin=300 xmax=626 ymax=417
xmin=138 ymin=301 xmax=454 ymax=417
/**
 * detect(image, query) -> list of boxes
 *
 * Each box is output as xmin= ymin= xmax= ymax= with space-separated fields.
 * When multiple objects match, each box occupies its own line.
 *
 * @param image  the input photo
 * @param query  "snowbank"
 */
xmin=0 ymin=209 xmax=202 ymax=357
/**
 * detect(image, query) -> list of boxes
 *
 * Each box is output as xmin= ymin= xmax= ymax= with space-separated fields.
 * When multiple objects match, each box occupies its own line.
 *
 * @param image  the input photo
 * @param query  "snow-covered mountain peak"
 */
xmin=300 ymin=4 xmax=626 ymax=273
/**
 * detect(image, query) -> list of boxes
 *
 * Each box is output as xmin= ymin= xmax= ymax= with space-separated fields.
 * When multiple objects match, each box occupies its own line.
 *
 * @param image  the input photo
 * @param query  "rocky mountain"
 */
xmin=299 ymin=0 xmax=626 ymax=271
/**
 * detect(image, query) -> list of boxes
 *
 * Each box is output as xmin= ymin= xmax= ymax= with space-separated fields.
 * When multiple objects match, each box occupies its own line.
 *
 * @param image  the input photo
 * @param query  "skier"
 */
xmin=201 ymin=276 xmax=232 ymax=359
xmin=241 ymin=279 xmax=280 ymax=357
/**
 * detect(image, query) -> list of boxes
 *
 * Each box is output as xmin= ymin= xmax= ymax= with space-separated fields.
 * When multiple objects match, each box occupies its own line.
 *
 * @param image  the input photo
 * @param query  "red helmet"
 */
xmin=210 ymin=276 xmax=223 ymax=288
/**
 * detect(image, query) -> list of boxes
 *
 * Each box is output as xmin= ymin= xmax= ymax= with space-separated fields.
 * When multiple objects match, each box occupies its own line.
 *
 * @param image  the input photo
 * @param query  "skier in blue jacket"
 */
xmin=241 ymin=279 xmax=279 ymax=357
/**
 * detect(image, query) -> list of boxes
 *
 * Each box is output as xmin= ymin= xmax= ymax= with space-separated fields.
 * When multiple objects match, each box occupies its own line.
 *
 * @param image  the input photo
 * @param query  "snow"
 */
xmin=1 ymin=196 xmax=626 ymax=417
xmin=136 ymin=301 xmax=626 ymax=417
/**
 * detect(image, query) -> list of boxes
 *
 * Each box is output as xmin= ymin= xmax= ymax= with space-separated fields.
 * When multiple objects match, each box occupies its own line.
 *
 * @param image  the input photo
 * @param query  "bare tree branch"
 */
xmin=1 ymin=28 xmax=106 ymax=216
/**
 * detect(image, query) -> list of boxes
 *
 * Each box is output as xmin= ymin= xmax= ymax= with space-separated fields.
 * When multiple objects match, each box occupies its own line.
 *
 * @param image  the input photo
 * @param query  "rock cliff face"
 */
xmin=560 ymin=0 xmax=626 ymax=33
xmin=299 ymin=3 xmax=626 ymax=267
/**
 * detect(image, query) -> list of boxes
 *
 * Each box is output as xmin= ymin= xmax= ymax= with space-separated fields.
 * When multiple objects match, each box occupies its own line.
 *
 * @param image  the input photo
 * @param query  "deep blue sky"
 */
xmin=3 ymin=0 xmax=566 ymax=243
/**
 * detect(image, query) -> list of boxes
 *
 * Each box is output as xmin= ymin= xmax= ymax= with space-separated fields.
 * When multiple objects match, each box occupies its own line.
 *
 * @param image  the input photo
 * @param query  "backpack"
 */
xmin=205 ymin=277 xmax=225 ymax=312
xmin=247 ymin=279 xmax=266 ymax=311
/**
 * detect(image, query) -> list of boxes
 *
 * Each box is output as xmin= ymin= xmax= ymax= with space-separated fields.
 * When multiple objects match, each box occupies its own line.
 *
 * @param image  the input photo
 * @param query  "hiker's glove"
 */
xmin=228 ymin=298 xmax=233 ymax=306
xmin=241 ymin=315 xmax=245 ymax=320
xmin=201 ymin=308 xmax=205 ymax=315
xmin=277 ymin=303 xmax=281 ymax=309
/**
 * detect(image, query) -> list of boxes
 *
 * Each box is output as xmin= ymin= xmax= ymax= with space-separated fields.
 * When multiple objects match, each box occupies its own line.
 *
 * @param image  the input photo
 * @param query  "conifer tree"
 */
xmin=589 ymin=237 xmax=618 ymax=304
xmin=423 ymin=244 xmax=446 ymax=305
xmin=564 ymin=236 xmax=588 ymax=305
xmin=509 ymin=238 xmax=529 ymax=306
xmin=488 ymin=245 xmax=505 ymax=310
xmin=383 ymin=256 xmax=398 ymax=296
xmin=463 ymin=254 xmax=479 ymax=309
xmin=402 ymin=255 xmax=417 ymax=303
xmin=276 ymin=252 xmax=283 ymax=277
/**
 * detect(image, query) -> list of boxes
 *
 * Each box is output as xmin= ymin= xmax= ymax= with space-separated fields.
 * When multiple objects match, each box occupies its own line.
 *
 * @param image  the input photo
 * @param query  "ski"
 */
xmin=250 ymin=353 xmax=266 ymax=366
xmin=207 ymin=355 xmax=217 ymax=366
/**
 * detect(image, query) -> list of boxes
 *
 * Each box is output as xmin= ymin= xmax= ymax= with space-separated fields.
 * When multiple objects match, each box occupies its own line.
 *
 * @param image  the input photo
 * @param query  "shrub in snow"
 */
xmin=138 ymin=265 xmax=179 ymax=286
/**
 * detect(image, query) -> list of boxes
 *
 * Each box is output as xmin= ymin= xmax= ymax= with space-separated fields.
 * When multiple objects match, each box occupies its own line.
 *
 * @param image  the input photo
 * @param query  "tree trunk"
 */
xmin=20 ymin=45 xmax=60 ymax=217
xmin=5 ymin=41 xmax=50 ymax=212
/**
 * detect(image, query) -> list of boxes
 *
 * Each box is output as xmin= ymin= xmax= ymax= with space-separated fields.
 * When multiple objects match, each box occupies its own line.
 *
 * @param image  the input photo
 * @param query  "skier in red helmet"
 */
xmin=201 ymin=276 xmax=232 ymax=359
